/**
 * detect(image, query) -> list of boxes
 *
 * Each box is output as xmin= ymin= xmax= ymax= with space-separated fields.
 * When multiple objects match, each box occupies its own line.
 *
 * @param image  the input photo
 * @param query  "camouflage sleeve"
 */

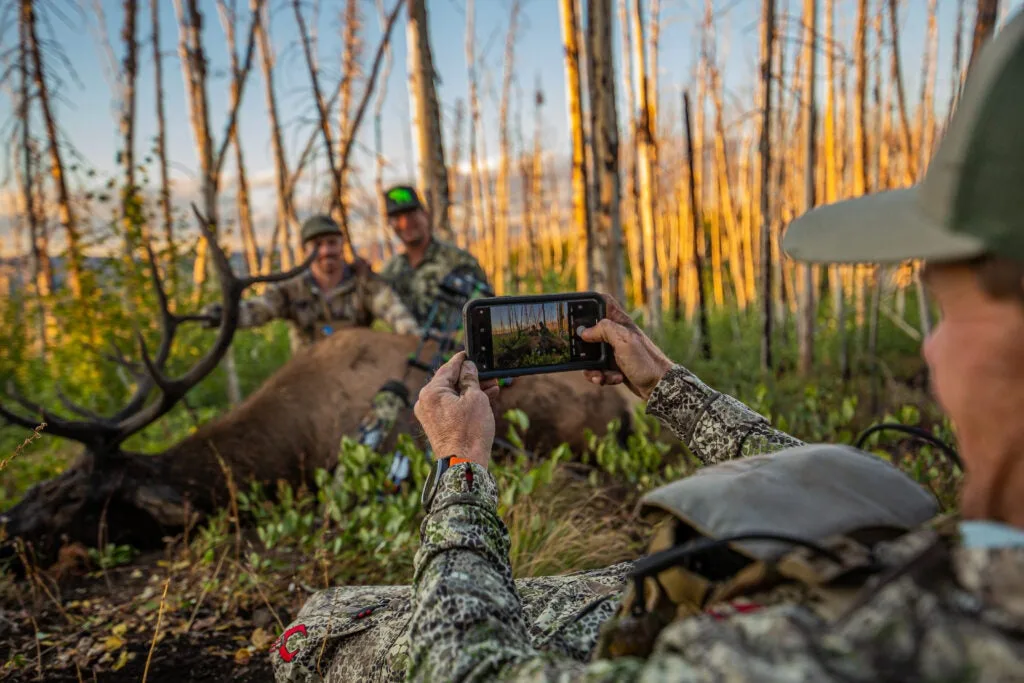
xmin=237 ymin=283 xmax=290 ymax=328
xmin=645 ymin=365 xmax=804 ymax=465
xmin=366 ymin=277 xmax=421 ymax=336
xmin=407 ymin=461 xmax=643 ymax=682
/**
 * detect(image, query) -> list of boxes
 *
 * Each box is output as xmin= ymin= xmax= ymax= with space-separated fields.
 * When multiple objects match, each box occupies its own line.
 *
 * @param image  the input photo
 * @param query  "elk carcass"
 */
xmin=0 ymin=212 xmax=639 ymax=568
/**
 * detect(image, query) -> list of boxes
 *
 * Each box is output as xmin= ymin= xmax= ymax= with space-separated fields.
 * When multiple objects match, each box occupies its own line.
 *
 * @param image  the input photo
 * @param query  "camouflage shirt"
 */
xmin=380 ymin=238 xmax=490 ymax=328
xmin=234 ymin=265 xmax=420 ymax=348
xmin=270 ymin=364 xmax=802 ymax=682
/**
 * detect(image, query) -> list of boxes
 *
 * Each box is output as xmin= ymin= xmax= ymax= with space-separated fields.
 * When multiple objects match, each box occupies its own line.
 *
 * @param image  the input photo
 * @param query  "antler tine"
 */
xmin=240 ymin=247 xmax=315 ymax=289
xmin=108 ymin=237 xmax=181 ymax=426
xmin=140 ymin=235 xmax=179 ymax=370
xmin=0 ymin=384 xmax=111 ymax=447
xmin=54 ymin=385 xmax=106 ymax=422
xmin=110 ymin=205 xmax=243 ymax=442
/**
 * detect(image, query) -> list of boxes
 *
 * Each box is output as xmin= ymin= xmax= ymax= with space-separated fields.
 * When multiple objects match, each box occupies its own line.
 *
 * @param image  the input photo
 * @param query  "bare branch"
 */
xmin=211 ymin=0 xmax=264 ymax=179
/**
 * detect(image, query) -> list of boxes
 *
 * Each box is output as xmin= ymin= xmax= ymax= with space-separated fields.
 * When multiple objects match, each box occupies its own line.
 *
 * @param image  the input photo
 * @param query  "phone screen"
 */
xmin=469 ymin=296 xmax=605 ymax=375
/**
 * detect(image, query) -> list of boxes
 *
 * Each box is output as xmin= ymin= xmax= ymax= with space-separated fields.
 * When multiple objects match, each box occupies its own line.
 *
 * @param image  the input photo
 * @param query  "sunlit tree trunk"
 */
xmin=798 ymin=0 xmax=817 ymax=376
xmin=631 ymin=0 xmax=661 ymax=334
xmin=450 ymin=100 xmax=466 ymax=251
xmin=374 ymin=0 xmax=396 ymax=263
xmin=217 ymin=1 xmax=259 ymax=277
xmin=175 ymin=0 xmax=218 ymax=295
xmin=465 ymin=0 xmax=491 ymax=277
xmin=255 ymin=0 xmax=295 ymax=275
xmin=886 ymin=0 xmax=915 ymax=186
xmin=758 ymin=0 xmax=775 ymax=370
xmin=947 ymin=0 xmax=965 ymax=122
xmin=917 ymin=0 xmax=938 ymax=170
xmin=406 ymin=0 xmax=452 ymax=241
xmin=586 ymin=0 xmax=625 ymax=303
xmin=494 ymin=1 xmax=521 ymax=295
xmin=531 ymin=83 xmax=548 ymax=278
xmin=338 ymin=0 xmax=362 ymax=216
xmin=22 ymin=0 xmax=82 ymax=299
xmin=969 ymin=0 xmax=1000 ymax=68
xmin=684 ymin=91 xmax=712 ymax=359
xmin=151 ymin=0 xmax=176 ymax=289
xmin=559 ymin=0 xmax=592 ymax=291
xmin=618 ymin=0 xmax=643 ymax=306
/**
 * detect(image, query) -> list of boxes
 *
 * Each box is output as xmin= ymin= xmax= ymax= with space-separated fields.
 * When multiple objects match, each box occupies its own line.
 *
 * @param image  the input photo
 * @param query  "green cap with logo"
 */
xmin=300 ymin=214 xmax=342 ymax=243
xmin=384 ymin=185 xmax=425 ymax=216
xmin=783 ymin=10 xmax=1024 ymax=265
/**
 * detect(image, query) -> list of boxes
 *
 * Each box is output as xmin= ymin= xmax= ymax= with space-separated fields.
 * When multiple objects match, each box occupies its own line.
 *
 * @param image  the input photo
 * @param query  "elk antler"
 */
xmin=0 ymin=205 xmax=315 ymax=451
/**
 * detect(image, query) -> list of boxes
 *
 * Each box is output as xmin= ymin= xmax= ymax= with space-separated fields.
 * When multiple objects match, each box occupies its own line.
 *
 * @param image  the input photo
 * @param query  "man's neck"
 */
xmin=311 ymin=266 xmax=344 ymax=291
xmin=405 ymin=237 xmax=432 ymax=269
xmin=960 ymin=431 xmax=1024 ymax=529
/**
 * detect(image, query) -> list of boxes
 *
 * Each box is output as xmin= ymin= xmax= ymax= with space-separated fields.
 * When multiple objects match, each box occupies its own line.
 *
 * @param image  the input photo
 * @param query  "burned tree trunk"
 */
xmin=22 ymin=0 xmax=83 ymax=300
xmin=970 ymin=0 xmax=1000 ymax=68
xmin=407 ymin=0 xmax=452 ymax=241
xmin=151 ymin=0 xmax=177 ymax=289
xmin=254 ymin=0 xmax=295 ymax=274
xmin=587 ymin=0 xmax=626 ymax=304
xmin=559 ymin=0 xmax=592 ymax=291
xmin=495 ymin=1 xmax=521 ymax=295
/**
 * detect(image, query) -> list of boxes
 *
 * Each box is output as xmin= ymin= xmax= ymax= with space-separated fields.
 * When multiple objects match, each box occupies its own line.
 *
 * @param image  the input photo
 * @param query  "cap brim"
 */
xmin=782 ymin=188 xmax=988 ymax=265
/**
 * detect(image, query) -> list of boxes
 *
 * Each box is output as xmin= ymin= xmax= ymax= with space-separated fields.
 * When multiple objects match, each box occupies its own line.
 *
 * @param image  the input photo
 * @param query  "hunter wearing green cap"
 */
xmin=203 ymin=213 xmax=420 ymax=349
xmin=271 ymin=14 xmax=1024 ymax=683
xmin=379 ymin=184 xmax=490 ymax=329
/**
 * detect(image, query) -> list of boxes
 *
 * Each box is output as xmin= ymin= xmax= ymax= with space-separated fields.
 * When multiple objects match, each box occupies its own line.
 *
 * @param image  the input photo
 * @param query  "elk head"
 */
xmin=0 ymin=206 xmax=315 ymax=566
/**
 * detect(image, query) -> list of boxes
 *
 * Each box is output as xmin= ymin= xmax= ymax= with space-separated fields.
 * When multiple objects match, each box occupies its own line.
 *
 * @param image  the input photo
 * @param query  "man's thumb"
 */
xmin=580 ymin=319 xmax=617 ymax=344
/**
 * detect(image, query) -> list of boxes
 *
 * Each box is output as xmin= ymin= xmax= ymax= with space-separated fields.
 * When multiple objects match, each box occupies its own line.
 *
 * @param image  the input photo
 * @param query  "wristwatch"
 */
xmin=421 ymin=455 xmax=472 ymax=512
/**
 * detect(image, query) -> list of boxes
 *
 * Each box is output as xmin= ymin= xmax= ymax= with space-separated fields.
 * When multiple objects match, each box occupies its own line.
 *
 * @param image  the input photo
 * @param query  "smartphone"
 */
xmin=463 ymin=292 xmax=612 ymax=380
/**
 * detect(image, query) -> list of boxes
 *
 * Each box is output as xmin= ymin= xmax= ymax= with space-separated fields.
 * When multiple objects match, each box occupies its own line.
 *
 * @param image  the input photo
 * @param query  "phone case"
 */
xmin=462 ymin=292 xmax=611 ymax=380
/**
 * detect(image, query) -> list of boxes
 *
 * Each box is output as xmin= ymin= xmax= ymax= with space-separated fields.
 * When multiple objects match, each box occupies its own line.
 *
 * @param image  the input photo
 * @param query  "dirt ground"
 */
xmin=0 ymin=548 xmax=296 ymax=682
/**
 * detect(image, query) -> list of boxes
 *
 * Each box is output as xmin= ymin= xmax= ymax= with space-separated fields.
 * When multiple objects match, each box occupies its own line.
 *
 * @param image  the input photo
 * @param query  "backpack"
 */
xmin=594 ymin=443 xmax=948 ymax=660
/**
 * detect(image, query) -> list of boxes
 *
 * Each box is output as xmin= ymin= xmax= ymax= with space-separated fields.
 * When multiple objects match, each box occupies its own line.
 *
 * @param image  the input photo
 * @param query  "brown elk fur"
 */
xmin=1 ymin=328 xmax=640 ymax=568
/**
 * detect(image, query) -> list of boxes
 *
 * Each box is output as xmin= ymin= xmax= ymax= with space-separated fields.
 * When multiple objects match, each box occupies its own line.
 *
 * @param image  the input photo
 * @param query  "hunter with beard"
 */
xmin=379 ymin=185 xmax=490 ymax=329
xmin=202 ymin=214 xmax=420 ymax=347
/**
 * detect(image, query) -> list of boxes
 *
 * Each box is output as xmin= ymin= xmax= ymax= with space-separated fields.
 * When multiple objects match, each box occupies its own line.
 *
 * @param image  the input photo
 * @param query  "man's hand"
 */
xmin=414 ymin=351 xmax=500 ymax=468
xmin=580 ymin=294 xmax=674 ymax=400
xmin=201 ymin=303 xmax=223 ymax=329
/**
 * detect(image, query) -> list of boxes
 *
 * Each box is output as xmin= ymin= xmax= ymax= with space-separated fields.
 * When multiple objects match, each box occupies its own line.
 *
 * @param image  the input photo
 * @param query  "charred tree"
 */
xmin=406 ymin=0 xmax=452 ymax=241
xmin=559 ymin=0 xmax=592 ymax=290
xmin=587 ymin=0 xmax=626 ymax=304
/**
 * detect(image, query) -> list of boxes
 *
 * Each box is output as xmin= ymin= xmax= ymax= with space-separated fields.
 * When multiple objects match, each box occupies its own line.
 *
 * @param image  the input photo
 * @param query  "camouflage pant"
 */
xmin=270 ymin=561 xmax=632 ymax=682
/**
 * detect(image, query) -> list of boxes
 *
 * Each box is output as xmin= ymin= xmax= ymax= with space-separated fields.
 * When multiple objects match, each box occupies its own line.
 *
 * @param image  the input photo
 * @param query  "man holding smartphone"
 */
xmin=272 ymin=16 xmax=1024 ymax=683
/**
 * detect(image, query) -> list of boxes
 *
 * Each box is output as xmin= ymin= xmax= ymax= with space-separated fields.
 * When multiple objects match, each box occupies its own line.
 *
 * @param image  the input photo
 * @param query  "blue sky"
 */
xmin=1 ymin=0 xmax=1022 ymax=255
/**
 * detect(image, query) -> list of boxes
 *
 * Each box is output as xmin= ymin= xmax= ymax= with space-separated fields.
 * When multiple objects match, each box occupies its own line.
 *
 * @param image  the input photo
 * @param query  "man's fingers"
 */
xmin=483 ymin=383 xmax=500 ymax=410
xmin=583 ymin=369 xmax=625 ymax=386
xmin=430 ymin=350 xmax=466 ymax=391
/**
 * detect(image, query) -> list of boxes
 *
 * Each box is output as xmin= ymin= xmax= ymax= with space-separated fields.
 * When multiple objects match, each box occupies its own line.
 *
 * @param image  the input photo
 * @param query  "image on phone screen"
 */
xmin=491 ymin=301 xmax=571 ymax=370
xmin=470 ymin=297 xmax=604 ymax=374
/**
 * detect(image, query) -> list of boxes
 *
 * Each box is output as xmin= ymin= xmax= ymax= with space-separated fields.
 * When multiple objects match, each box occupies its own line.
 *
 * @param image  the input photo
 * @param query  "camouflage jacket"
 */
xmin=380 ymin=238 xmax=490 ymax=329
xmin=235 ymin=266 xmax=419 ymax=348
xmin=271 ymin=365 xmax=803 ymax=682
xmin=404 ymin=369 xmax=1024 ymax=681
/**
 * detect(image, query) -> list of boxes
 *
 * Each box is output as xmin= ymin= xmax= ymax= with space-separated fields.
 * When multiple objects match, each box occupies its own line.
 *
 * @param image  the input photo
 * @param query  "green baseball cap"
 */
xmin=300 ymin=214 xmax=342 ymax=243
xmin=384 ymin=185 xmax=425 ymax=216
xmin=783 ymin=11 xmax=1024 ymax=265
